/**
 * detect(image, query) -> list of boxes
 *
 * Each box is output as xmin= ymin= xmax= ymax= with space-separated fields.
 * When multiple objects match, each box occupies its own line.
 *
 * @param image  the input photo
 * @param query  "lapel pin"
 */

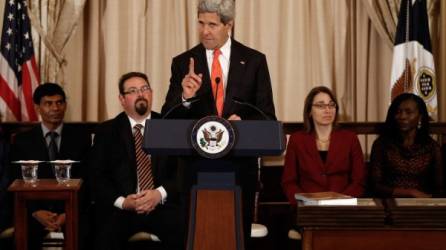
xmin=240 ymin=61 xmax=245 ymax=65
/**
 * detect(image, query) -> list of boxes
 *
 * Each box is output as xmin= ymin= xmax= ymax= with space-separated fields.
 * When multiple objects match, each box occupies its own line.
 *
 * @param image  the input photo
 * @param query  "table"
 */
xmin=297 ymin=198 xmax=446 ymax=250
xmin=301 ymin=228 xmax=446 ymax=250
xmin=8 ymin=179 xmax=82 ymax=250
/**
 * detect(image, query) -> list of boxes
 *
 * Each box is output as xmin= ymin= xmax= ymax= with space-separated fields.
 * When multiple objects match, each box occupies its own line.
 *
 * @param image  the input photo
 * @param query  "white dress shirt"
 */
xmin=183 ymin=37 xmax=232 ymax=106
xmin=114 ymin=113 xmax=168 ymax=209
xmin=205 ymin=37 xmax=231 ymax=92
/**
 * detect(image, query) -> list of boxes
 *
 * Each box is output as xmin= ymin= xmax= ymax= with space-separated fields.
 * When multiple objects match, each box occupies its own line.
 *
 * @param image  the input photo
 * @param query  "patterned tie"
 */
xmin=47 ymin=131 xmax=59 ymax=161
xmin=134 ymin=124 xmax=154 ymax=191
xmin=211 ymin=49 xmax=224 ymax=117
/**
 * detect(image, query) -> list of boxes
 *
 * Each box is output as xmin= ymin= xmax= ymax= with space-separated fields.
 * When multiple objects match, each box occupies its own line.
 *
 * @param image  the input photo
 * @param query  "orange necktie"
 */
xmin=211 ymin=49 xmax=224 ymax=117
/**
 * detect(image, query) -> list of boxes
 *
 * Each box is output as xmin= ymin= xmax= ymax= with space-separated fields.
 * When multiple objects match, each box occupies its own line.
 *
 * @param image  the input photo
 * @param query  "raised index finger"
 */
xmin=188 ymin=57 xmax=195 ymax=75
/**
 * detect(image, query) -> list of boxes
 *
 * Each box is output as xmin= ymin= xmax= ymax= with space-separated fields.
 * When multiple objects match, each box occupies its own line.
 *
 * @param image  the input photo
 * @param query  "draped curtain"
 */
xmin=17 ymin=0 xmax=445 ymax=122
xmin=28 ymin=0 xmax=86 ymax=84
xmin=234 ymin=0 xmax=394 ymax=122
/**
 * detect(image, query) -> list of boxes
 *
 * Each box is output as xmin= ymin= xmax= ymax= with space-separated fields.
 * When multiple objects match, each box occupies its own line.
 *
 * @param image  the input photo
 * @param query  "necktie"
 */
xmin=47 ymin=131 xmax=59 ymax=161
xmin=211 ymin=49 xmax=224 ymax=117
xmin=134 ymin=124 xmax=154 ymax=191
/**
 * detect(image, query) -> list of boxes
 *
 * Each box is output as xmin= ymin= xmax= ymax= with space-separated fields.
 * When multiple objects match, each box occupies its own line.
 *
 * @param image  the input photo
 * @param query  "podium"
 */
xmin=297 ymin=198 xmax=446 ymax=250
xmin=144 ymin=119 xmax=285 ymax=250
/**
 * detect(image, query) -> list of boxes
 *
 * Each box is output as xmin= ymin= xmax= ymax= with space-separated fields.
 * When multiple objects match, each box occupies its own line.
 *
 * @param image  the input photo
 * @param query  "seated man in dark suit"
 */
xmin=0 ymin=127 xmax=11 ymax=233
xmin=9 ymin=83 xmax=91 ymax=250
xmin=90 ymin=72 xmax=184 ymax=250
xmin=0 ymin=127 xmax=14 ymax=250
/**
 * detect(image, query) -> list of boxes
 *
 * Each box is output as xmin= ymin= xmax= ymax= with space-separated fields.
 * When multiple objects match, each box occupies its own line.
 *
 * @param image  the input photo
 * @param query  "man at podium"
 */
xmin=161 ymin=0 xmax=276 ymax=248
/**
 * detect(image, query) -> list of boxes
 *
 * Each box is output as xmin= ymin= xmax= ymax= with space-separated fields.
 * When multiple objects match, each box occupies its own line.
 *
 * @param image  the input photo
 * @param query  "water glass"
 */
xmin=21 ymin=164 xmax=38 ymax=183
xmin=52 ymin=163 xmax=72 ymax=183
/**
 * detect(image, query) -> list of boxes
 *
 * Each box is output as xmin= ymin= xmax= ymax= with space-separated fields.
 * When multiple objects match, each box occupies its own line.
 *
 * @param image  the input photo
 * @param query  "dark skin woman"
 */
xmin=370 ymin=93 xmax=443 ymax=198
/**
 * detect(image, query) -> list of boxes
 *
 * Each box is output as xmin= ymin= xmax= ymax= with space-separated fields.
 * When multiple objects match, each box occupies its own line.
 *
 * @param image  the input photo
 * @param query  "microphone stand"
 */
xmin=162 ymin=97 xmax=199 ymax=119
xmin=232 ymin=97 xmax=271 ymax=120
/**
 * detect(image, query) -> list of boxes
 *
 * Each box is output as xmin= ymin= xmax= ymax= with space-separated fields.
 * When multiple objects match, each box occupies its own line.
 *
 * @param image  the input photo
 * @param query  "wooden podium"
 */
xmin=144 ymin=119 xmax=285 ymax=250
xmin=8 ymin=179 xmax=82 ymax=250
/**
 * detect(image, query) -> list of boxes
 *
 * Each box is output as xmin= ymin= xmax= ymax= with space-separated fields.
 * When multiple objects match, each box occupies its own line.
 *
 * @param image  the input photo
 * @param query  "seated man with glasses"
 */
xmin=90 ymin=72 xmax=184 ymax=250
xmin=281 ymin=86 xmax=366 ymax=205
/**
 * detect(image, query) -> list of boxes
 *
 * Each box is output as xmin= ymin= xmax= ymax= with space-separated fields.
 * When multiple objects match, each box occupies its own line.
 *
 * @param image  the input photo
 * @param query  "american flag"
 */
xmin=0 ymin=0 xmax=40 ymax=121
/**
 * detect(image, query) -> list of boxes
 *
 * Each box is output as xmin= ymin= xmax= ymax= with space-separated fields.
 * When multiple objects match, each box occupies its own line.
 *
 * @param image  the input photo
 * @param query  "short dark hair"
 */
xmin=118 ymin=72 xmax=150 ymax=95
xmin=33 ymin=83 xmax=66 ymax=105
xmin=303 ymin=86 xmax=339 ymax=132
xmin=382 ymin=93 xmax=430 ymax=144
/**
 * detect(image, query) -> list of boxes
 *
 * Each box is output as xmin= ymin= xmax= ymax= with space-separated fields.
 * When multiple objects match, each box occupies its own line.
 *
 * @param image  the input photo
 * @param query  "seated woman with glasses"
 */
xmin=370 ymin=93 xmax=443 ymax=198
xmin=281 ymin=86 xmax=366 ymax=205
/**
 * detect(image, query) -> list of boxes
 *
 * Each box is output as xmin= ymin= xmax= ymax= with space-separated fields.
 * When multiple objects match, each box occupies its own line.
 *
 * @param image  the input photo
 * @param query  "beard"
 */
xmin=134 ymin=98 xmax=149 ymax=116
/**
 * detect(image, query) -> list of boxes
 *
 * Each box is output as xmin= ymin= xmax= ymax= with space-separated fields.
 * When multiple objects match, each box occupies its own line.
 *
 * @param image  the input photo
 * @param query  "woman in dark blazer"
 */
xmin=281 ymin=86 xmax=366 ymax=204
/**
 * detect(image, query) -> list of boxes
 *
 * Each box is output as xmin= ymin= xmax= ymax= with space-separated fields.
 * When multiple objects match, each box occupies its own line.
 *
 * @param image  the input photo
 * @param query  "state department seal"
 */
xmin=415 ymin=66 xmax=436 ymax=101
xmin=191 ymin=116 xmax=236 ymax=159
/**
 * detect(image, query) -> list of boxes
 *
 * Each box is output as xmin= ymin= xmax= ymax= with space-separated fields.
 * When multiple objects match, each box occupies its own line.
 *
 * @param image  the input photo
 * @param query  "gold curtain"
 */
xmin=42 ymin=0 xmax=446 ymax=122
xmin=60 ymin=0 xmax=199 ymax=121
xmin=28 ymin=0 xmax=86 ymax=84
xmin=438 ymin=0 xmax=445 ymax=121
xmin=234 ymin=0 xmax=394 ymax=122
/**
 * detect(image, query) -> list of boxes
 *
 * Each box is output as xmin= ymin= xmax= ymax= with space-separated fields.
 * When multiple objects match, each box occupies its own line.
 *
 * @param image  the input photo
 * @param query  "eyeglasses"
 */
xmin=123 ymin=85 xmax=151 ymax=95
xmin=312 ymin=102 xmax=337 ymax=110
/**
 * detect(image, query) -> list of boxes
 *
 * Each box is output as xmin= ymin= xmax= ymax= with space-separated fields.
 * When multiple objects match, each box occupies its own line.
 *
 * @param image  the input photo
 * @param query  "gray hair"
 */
xmin=197 ymin=0 xmax=235 ymax=24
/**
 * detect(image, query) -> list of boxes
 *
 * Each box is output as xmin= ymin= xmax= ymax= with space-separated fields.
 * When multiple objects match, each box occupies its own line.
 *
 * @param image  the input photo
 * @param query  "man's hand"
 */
xmin=228 ymin=114 xmax=241 ymax=120
xmin=122 ymin=194 xmax=139 ymax=211
xmin=182 ymin=58 xmax=203 ymax=99
xmin=135 ymin=190 xmax=162 ymax=214
xmin=54 ymin=213 xmax=66 ymax=231
xmin=32 ymin=210 xmax=59 ymax=231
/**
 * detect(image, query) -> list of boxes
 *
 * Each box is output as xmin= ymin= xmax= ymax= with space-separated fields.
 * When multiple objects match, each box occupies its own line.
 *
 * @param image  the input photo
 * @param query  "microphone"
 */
xmin=214 ymin=77 xmax=221 ymax=114
xmin=162 ymin=96 xmax=200 ymax=119
xmin=232 ymin=97 xmax=271 ymax=120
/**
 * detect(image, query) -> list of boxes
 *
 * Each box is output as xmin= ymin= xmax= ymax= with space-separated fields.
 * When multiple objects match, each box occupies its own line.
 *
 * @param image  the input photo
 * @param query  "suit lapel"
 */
xmin=192 ymin=46 xmax=213 ymax=100
xmin=224 ymin=40 xmax=246 ymax=117
xmin=305 ymin=132 xmax=326 ymax=173
xmin=35 ymin=126 xmax=50 ymax=161
xmin=59 ymin=124 xmax=74 ymax=159
xmin=117 ymin=113 xmax=136 ymax=168
xmin=32 ymin=126 xmax=52 ymax=177
xmin=325 ymin=131 xmax=336 ymax=170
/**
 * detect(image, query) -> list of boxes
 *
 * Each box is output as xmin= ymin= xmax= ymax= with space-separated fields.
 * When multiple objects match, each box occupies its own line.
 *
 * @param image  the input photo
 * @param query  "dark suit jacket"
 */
xmin=10 ymin=124 xmax=91 ymax=180
xmin=161 ymin=39 xmax=276 ymax=120
xmin=281 ymin=129 xmax=366 ymax=204
xmin=90 ymin=112 xmax=179 ymax=211
xmin=9 ymin=123 xmax=91 ymax=212
xmin=161 ymin=41 xmax=276 ymax=239
xmin=0 ymin=131 xmax=10 ymax=230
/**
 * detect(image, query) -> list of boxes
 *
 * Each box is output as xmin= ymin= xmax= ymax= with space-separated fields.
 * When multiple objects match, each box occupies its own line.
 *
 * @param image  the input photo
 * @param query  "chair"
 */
xmin=0 ymin=227 xmax=14 ymax=239
xmin=288 ymin=228 xmax=302 ymax=240
xmin=42 ymin=232 xmax=64 ymax=250
xmin=0 ymin=227 xmax=14 ymax=250
xmin=251 ymin=223 xmax=268 ymax=238
xmin=128 ymin=231 xmax=160 ymax=242
xmin=251 ymin=157 xmax=268 ymax=238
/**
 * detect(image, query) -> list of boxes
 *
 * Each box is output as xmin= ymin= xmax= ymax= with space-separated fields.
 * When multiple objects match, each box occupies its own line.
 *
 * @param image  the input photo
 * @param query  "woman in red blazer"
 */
xmin=281 ymin=86 xmax=366 ymax=204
